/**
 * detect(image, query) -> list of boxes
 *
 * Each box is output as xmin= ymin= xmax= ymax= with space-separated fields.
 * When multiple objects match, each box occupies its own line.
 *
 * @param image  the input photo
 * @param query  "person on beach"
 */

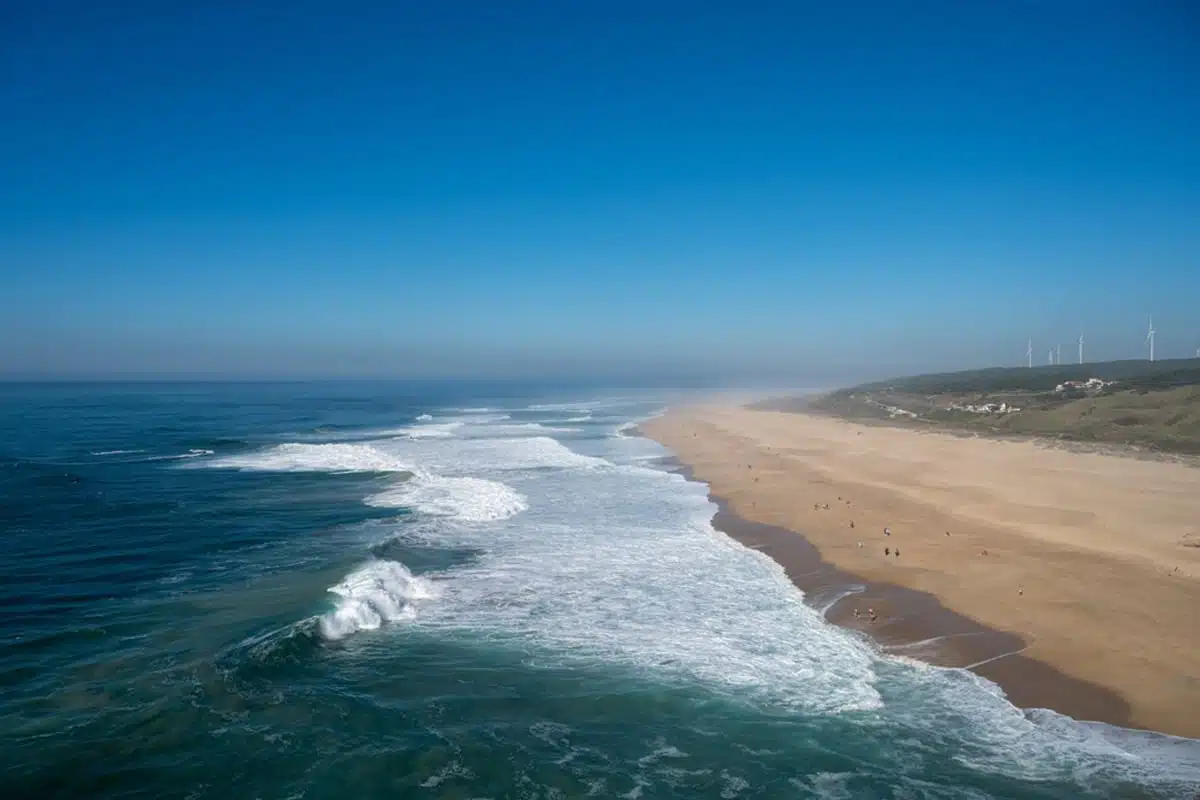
xmin=884 ymin=527 xmax=891 ymax=536
xmin=885 ymin=547 xmax=890 ymax=556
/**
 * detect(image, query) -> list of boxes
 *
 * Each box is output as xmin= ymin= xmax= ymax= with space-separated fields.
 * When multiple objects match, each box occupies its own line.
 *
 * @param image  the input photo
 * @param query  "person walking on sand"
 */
xmin=884 ymin=527 xmax=891 ymax=536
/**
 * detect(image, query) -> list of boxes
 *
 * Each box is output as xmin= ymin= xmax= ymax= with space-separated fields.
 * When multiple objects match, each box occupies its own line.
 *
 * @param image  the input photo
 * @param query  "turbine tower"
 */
xmin=1026 ymin=338 xmax=1033 ymax=368
xmin=1048 ymin=347 xmax=1054 ymax=366
xmin=1146 ymin=317 xmax=1156 ymax=362
xmin=1056 ymin=343 xmax=1061 ymax=365
xmin=1078 ymin=333 xmax=1084 ymax=365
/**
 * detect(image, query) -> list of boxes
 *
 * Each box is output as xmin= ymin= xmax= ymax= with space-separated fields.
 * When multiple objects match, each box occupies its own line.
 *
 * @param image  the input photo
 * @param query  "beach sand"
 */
xmin=642 ymin=406 xmax=1200 ymax=738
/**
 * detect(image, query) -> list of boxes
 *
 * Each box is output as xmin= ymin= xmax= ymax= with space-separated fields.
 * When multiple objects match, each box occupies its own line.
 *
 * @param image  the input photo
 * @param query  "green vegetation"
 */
xmin=771 ymin=359 xmax=1200 ymax=457
xmin=849 ymin=358 xmax=1200 ymax=395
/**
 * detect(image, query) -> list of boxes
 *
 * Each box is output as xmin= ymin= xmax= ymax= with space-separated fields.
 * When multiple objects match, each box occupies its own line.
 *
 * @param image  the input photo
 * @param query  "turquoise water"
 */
xmin=2 ymin=382 xmax=1198 ymax=799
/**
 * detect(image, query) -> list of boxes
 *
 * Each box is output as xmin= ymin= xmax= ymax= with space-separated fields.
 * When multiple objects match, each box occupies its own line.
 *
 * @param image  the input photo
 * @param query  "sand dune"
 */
xmin=642 ymin=406 xmax=1200 ymax=738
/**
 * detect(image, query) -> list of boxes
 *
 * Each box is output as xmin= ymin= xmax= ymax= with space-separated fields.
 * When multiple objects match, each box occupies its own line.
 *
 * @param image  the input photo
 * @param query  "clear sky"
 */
xmin=2 ymin=0 xmax=1198 ymax=382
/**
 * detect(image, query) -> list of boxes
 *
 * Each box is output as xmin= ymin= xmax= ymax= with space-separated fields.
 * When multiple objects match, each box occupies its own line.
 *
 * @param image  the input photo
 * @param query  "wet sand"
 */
xmin=642 ymin=407 xmax=1200 ymax=738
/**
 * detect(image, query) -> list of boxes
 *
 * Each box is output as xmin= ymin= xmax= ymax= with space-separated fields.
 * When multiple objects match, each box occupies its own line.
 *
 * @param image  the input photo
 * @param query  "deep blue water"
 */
xmin=2 ymin=382 xmax=1198 ymax=799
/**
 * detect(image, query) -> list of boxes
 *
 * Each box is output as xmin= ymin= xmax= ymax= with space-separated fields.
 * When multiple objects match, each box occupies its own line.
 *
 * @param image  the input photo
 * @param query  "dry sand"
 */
xmin=642 ymin=406 xmax=1200 ymax=739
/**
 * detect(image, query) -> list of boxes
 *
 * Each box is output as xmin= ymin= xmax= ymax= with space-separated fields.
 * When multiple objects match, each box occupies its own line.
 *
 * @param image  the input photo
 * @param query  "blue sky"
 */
xmin=2 ymin=0 xmax=1198 ymax=382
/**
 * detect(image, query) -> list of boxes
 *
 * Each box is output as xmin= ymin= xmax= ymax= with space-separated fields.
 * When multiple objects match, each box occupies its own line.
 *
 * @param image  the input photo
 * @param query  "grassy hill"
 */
xmin=851 ymin=358 xmax=1200 ymax=394
xmin=776 ymin=359 xmax=1200 ymax=457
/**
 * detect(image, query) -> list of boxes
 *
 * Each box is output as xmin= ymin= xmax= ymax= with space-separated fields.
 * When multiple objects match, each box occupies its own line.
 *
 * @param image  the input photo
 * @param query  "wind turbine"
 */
xmin=1026 ymin=338 xmax=1033 ymax=368
xmin=1146 ymin=317 xmax=1156 ymax=362
xmin=1048 ymin=347 xmax=1054 ymax=366
xmin=1056 ymin=343 xmax=1061 ymax=365
xmin=1078 ymin=333 xmax=1084 ymax=365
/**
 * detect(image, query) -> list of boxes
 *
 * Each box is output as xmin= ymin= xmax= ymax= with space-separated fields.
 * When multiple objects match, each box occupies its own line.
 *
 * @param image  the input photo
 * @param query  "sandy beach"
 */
xmin=642 ymin=406 xmax=1200 ymax=739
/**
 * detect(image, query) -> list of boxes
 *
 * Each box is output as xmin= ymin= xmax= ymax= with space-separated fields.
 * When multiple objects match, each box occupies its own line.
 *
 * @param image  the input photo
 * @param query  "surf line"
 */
xmin=961 ymin=640 xmax=1034 ymax=670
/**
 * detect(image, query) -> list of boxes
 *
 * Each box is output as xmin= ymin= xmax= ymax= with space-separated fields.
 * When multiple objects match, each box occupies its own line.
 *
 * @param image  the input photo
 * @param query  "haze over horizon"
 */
xmin=3 ymin=1 xmax=1198 ymax=382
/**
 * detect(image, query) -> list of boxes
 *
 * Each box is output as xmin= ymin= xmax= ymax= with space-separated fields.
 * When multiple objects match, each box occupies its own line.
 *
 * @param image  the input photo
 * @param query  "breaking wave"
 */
xmin=317 ymin=559 xmax=438 ymax=640
xmin=202 ymin=442 xmax=412 ymax=473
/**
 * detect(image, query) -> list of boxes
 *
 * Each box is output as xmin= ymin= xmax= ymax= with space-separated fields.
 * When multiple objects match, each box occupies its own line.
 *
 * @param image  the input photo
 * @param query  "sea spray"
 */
xmin=318 ymin=559 xmax=438 ymax=640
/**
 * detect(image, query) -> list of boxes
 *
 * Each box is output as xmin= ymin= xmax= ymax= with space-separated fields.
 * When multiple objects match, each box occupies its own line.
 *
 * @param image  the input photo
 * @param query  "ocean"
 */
xmin=2 ymin=382 xmax=1197 ymax=799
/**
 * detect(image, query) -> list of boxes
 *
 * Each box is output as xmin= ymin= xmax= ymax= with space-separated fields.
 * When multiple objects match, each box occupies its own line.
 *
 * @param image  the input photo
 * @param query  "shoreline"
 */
xmin=639 ymin=407 xmax=1200 ymax=739
xmin=661 ymin=458 xmax=1132 ymax=729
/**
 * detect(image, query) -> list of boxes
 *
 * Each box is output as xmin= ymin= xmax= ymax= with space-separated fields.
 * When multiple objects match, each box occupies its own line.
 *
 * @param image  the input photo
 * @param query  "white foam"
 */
xmin=527 ymin=401 xmax=597 ymax=412
xmin=148 ymin=448 xmax=215 ymax=462
xmin=397 ymin=446 xmax=882 ymax=715
xmin=527 ymin=397 xmax=637 ymax=412
xmin=202 ymin=442 xmax=411 ymax=473
xmin=472 ymin=436 xmax=608 ymax=470
xmin=390 ymin=421 xmax=463 ymax=439
xmin=317 ymin=559 xmax=437 ymax=640
xmin=473 ymin=422 xmax=583 ymax=437
xmin=91 ymin=449 xmax=145 ymax=456
xmin=370 ymin=435 xmax=610 ymax=473
xmin=415 ymin=413 xmax=433 ymax=421
xmin=614 ymin=421 xmax=638 ymax=439
xmin=367 ymin=475 xmax=528 ymax=523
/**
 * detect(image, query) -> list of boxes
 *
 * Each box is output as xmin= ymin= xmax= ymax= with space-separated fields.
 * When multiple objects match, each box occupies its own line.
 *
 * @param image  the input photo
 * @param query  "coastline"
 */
xmin=674 ymin=462 xmax=1131 ymax=727
xmin=640 ymin=406 xmax=1200 ymax=739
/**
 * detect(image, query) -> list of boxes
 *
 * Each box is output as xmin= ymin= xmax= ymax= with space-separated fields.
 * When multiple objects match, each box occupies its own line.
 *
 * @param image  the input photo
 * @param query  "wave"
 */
xmin=145 ymin=448 xmax=215 ymax=462
xmin=90 ymin=449 xmax=145 ymax=456
xmin=527 ymin=397 xmax=639 ymax=413
xmin=481 ymin=422 xmax=583 ymax=436
xmin=415 ymin=413 xmax=433 ymax=421
xmin=201 ymin=442 xmax=412 ymax=473
xmin=453 ymin=412 xmax=512 ymax=423
xmin=387 ymin=421 xmax=464 ymax=440
xmin=527 ymin=401 xmax=599 ymax=412
xmin=462 ymin=436 xmax=609 ymax=471
xmin=318 ymin=559 xmax=438 ymax=640
xmin=367 ymin=475 xmax=528 ymax=523
xmin=371 ymin=435 xmax=609 ymax=473
xmin=198 ymin=440 xmax=529 ymax=523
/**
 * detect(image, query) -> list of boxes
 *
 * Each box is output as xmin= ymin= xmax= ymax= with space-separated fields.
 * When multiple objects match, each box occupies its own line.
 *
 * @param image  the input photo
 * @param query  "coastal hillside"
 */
xmin=777 ymin=358 xmax=1200 ymax=456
